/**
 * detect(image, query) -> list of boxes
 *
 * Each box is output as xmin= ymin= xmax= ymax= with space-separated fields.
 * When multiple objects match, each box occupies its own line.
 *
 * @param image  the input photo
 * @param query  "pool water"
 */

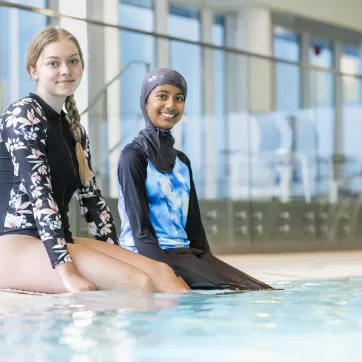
xmin=1 ymin=278 xmax=362 ymax=362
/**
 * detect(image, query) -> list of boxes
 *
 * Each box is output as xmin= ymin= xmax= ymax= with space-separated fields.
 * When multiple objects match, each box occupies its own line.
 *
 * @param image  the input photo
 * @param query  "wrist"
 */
xmin=55 ymin=262 xmax=78 ymax=277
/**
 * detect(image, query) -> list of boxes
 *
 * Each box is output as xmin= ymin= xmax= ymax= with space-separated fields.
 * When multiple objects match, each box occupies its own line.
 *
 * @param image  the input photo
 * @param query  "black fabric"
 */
xmin=165 ymin=248 xmax=273 ymax=291
xmin=0 ymin=95 xmax=118 ymax=267
xmin=118 ymin=145 xmax=179 ymax=274
xmin=117 ymin=146 xmax=212 ymax=276
xmin=132 ymin=68 xmax=187 ymax=172
xmin=29 ymin=93 xmax=82 ymax=242
xmin=0 ymin=93 xmax=81 ymax=243
xmin=0 ymin=142 xmax=12 ymax=234
xmin=133 ymin=128 xmax=177 ymax=172
xmin=176 ymin=151 xmax=210 ymax=252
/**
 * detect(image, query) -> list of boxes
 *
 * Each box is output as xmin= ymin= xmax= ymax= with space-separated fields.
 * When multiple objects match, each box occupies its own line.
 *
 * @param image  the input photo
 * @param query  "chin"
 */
xmin=55 ymin=90 xmax=76 ymax=97
xmin=157 ymin=119 xmax=179 ymax=129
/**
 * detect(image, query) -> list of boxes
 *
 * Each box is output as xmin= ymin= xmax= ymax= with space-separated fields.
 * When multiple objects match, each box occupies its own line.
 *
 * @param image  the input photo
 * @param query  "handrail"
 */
xmin=1 ymin=0 xmax=362 ymax=78
xmin=80 ymin=60 xmax=150 ymax=116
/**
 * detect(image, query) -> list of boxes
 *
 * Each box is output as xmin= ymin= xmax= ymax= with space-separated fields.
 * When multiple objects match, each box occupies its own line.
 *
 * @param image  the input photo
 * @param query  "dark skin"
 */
xmin=145 ymin=84 xmax=189 ymax=289
xmin=146 ymin=84 xmax=185 ymax=129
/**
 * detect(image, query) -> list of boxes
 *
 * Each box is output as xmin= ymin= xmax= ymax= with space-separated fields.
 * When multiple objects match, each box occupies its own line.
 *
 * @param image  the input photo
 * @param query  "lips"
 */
xmin=160 ymin=112 xmax=177 ymax=119
xmin=57 ymin=80 xmax=75 ymax=84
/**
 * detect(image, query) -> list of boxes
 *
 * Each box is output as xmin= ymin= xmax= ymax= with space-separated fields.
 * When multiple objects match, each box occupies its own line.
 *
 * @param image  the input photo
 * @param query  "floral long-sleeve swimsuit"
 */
xmin=0 ymin=94 xmax=118 ymax=268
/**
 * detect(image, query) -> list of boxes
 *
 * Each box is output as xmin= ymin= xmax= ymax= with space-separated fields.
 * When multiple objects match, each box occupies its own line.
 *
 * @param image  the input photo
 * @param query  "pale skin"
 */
xmin=0 ymin=38 xmax=188 ymax=294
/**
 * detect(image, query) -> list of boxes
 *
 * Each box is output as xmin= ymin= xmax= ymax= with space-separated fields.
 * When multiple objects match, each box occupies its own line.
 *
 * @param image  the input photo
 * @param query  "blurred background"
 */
xmin=2 ymin=0 xmax=362 ymax=254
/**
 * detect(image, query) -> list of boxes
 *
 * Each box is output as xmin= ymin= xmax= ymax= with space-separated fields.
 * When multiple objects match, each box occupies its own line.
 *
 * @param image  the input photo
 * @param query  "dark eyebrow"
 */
xmin=155 ymin=89 xmax=184 ymax=96
xmin=45 ymin=53 xmax=79 ymax=60
xmin=155 ymin=89 xmax=170 ymax=94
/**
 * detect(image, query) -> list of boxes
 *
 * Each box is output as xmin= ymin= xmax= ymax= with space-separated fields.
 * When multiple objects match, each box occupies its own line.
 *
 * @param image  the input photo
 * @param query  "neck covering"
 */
xmin=133 ymin=68 xmax=187 ymax=172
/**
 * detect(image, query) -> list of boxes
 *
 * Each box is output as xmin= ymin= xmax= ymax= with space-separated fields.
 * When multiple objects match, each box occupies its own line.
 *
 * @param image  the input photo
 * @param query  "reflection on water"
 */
xmin=1 ymin=278 xmax=362 ymax=362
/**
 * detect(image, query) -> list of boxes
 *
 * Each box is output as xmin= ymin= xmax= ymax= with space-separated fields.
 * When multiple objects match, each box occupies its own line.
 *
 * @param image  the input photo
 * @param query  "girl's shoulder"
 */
xmin=176 ymin=149 xmax=191 ymax=166
xmin=0 ymin=97 xmax=46 ymax=123
xmin=120 ymin=143 xmax=148 ymax=167
xmin=3 ymin=96 xmax=46 ymax=118
xmin=0 ymin=97 xmax=47 ymax=130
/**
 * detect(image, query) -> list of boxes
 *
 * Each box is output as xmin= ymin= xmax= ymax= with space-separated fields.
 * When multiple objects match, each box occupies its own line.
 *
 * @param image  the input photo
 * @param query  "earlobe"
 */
xmin=29 ymin=67 xmax=38 ymax=81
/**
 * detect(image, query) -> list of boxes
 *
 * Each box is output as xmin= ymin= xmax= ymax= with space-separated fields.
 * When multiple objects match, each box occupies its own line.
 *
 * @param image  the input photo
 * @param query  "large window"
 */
xmin=274 ymin=26 xmax=301 ymax=111
xmin=341 ymin=44 xmax=362 ymax=190
xmin=341 ymin=44 xmax=360 ymax=104
xmin=213 ymin=15 xmax=227 ymax=198
xmin=0 ymin=1 xmax=47 ymax=109
xmin=119 ymin=0 xmax=155 ymax=147
xmin=308 ymin=37 xmax=335 ymax=164
xmin=309 ymin=38 xmax=333 ymax=107
xmin=169 ymin=6 xmax=203 ymax=194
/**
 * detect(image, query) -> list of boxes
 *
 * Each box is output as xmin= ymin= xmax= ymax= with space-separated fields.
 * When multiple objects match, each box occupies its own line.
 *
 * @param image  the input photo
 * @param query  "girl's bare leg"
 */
xmin=0 ymin=235 xmax=155 ymax=294
xmin=73 ymin=237 xmax=188 ymax=294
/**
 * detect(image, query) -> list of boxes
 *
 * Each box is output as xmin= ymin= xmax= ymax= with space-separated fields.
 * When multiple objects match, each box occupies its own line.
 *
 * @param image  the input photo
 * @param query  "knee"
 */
xmin=134 ymin=272 xmax=155 ymax=293
xmin=156 ymin=262 xmax=176 ymax=277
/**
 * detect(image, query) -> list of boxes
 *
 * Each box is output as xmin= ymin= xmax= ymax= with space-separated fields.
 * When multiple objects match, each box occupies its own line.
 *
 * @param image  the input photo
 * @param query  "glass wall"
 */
xmin=341 ymin=44 xmax=362 ymax=192
xmin=3 ymin=1 xmax=362 ymax=247
xmin=213 ymin=15 xmax=227 ymax=198
xmin=0 ymin=0 xmax=47 ymax=110
xmin=308 ymin=38 xmax=335 ymax=197
xmin=169 ymin=5 xmax=203 ymax=194
xmin=274 ymin=26 xmax=301 ymax=112
xmin=119 ymin=0 xmax=155 ymax=147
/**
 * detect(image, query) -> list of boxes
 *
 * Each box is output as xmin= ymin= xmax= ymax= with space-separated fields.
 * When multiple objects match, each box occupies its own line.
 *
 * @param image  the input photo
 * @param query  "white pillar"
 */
xmin=301 ymin=32 xmax=311 ymax=108
xmin=201 ymin=8 xmax=217 ymax=199
xmin=86 ymin=0 xmax=106 ymax=192
xmin=47 ymin=0 xmax=60 ymax=25
xmin=154 ymin=0 xmax=182 ymax=150
xmin=9 ymin=7 xmax=20 ymax=103
xmin=333 ymin=41 xmax=344 ymax=167
xmin=154 ymin=0 xmax=169 ymax=68
xmin=225 ymin=7 xmax=273 ymax=199
xmin=104 ymin=0 xmax=122 ymax=198
xmin=226 ymin=7 xmax=273 ymax=113
xmin=238 ymin=6 xmax=273 ymax=113
xmin=59 ymin=0 xmax=89 ymax=132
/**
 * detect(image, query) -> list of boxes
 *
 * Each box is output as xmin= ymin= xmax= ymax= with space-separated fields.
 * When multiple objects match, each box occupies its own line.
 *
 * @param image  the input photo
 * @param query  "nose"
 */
xmin=165 ymin=97 xmax=176 ymax=110
xmin=60 ymin=63 xmax=71 ymax=75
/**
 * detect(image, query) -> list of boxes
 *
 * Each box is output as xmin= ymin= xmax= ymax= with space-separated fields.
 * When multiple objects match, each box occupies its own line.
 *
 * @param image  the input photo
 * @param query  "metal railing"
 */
xmin=80 ymin=60 xmax=150 ymax=117
xmin=1 ymin=0 xmax=362 ymax=79
xmin=80 ymin=60 xmax=150 ymax=181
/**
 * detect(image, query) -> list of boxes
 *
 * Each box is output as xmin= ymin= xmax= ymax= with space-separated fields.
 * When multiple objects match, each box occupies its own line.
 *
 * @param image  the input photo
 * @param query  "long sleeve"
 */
xmin=74 ymin=126 xmax=118 ymax=244
xmin=0 ymin=101 xmax=72 ymax=267
xmin=118 ymin=146 xmax=177 ymax=272
xmin=177 ymin=151 xmax=211 ymax=252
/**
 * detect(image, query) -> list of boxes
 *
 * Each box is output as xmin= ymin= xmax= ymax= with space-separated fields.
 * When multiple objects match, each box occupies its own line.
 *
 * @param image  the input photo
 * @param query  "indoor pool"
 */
xmin=1 ymin=278 xmax=362 ymax=362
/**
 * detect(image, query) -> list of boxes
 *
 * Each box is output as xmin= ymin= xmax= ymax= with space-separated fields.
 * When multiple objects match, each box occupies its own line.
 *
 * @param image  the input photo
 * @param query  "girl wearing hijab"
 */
xmin=117 ymin=68 xmax=273 ymax=291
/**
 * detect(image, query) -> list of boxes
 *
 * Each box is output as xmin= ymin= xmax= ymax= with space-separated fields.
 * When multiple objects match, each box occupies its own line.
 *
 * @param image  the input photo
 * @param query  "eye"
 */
xmin=69 ymin=58 xmax=79 ymax=65
xmin=157 ymin=94 xmax=167 ymax=100
xmin=48 ymin=61 xmax=58 ymax=67
xmin=176 ymin=96 xmax=185 ymax=102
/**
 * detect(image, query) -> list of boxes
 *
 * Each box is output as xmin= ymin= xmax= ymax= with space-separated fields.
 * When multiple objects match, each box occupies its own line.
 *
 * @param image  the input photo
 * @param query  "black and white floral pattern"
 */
xmin=0 ymin=97 xmax=118 ymax=267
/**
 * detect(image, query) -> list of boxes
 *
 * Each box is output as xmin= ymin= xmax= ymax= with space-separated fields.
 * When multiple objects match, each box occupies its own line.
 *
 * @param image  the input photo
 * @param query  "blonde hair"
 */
xmin=26 ymin=27 xmax=93 ymax=186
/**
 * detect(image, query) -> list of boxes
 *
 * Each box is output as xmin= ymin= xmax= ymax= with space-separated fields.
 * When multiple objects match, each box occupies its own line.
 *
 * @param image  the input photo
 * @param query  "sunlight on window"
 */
xmin=341 ymin=55 xmax=358 ymax=102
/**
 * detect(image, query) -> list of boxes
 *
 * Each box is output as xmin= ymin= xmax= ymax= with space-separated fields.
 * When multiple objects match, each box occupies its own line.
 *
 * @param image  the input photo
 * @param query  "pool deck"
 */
xmin=1 ymin=250 xmax=362 ymax=298
xmin=219 ymin=250 xmax=362 ymax=282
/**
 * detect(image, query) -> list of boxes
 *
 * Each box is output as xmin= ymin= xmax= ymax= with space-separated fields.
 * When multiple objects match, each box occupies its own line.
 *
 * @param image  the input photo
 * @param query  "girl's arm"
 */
xmin=118 ymin=146 xmax=179 ymax=274
xmin=74 ymin=125 xmax=118 ymax=244
xmin=177 ymin=151 xmax=211 ymax=252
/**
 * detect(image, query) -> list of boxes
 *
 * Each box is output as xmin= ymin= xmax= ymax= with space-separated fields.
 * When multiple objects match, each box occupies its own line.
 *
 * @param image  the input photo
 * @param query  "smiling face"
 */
xmin=29 ymin=38 xmax=83 ymax=106
xmin=145 ymin=84 xmax=185 ymax=129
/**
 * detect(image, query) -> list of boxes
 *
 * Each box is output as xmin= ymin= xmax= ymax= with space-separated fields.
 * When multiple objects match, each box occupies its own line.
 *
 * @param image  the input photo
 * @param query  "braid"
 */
xmin=65 ymin=95 xmax=94 ymax=186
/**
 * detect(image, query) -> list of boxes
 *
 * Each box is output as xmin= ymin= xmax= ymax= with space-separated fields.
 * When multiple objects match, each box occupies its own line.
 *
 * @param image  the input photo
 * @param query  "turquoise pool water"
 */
xmin=1 ymin=278 xmax=362 ymax=362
